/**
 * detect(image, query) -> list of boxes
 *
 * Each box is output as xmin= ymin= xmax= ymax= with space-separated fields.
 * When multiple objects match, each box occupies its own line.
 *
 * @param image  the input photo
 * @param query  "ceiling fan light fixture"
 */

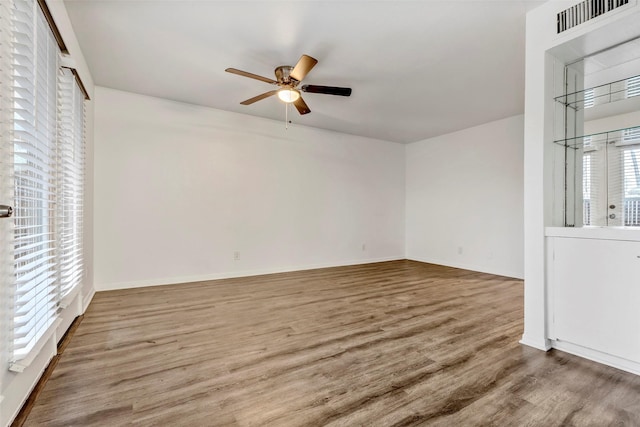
xmin=277 ymin=88 xmax=300 ymax=103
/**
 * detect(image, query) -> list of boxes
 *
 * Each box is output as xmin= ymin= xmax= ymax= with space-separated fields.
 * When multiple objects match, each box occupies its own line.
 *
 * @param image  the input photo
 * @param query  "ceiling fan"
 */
xmin=225 ymin=54 xmax=352 ymax=115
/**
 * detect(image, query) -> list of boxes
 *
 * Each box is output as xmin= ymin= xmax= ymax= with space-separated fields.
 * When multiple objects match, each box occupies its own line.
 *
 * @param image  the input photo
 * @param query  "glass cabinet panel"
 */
xmin=554 ymin=38 xmax=640 ymax=227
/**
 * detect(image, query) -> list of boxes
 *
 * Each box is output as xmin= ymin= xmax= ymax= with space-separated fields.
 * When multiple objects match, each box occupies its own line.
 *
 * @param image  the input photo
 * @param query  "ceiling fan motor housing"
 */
xmin=275 ymin=66 xmax=297 ymax=85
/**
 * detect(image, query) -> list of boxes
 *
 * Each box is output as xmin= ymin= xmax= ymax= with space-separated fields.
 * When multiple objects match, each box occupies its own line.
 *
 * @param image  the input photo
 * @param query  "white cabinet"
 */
xmin=549 ymin=235 xmax=640 ymax=364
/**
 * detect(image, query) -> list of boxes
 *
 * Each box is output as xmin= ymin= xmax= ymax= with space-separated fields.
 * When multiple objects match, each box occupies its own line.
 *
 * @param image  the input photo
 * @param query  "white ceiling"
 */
xmin=63 ymin=0 xmax=542 ymax=143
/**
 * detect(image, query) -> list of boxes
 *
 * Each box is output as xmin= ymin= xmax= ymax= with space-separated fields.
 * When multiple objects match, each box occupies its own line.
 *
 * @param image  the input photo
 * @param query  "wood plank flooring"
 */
xmin=22 ymin=260 xmax=640 ymax=426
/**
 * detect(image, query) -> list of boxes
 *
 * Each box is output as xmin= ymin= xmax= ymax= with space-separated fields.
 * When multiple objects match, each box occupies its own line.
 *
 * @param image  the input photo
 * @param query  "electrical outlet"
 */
xmin=457 ymin=246 xmax=463 ymax=255
xmin=233 ymin=251 xmax=240 ymax=261
xmin=362 ymin=243 xmax=366 ymax=251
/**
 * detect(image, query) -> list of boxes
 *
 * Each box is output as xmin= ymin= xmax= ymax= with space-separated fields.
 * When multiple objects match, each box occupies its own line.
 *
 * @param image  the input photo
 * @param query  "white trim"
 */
xmin=82 ymin=287 xmax=95 ymax=312
xmin=95 ymin=256 xmax=404 ymax=291
xmin=9 ymin=318 xmax=62 ymax=373
xmin=520 ymin=335 xmax=552 ymax=351
xmin=552 ymin=339 xmax=640 ymax=376
xmin=406 ymin=256 xmax=523 ymax=280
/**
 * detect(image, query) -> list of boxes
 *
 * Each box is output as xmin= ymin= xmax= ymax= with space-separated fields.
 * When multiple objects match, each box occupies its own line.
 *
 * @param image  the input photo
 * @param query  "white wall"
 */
xmin=93 ymin=87 xmax=406 ymax=290
xmin=405 ymin=115 xmax=524 ymax=279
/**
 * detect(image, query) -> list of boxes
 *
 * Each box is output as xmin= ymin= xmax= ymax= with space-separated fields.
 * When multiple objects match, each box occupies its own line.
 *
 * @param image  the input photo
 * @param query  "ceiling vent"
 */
xmin=557 ymin=0 xmax=629 ymax=33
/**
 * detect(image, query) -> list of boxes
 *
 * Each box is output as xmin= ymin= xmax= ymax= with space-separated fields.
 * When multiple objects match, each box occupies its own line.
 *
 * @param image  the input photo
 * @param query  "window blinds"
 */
xmin=0 ymin=0 xmax=15 ymax=340
xmin=628 ymin=75 xmax=640 ymax=98
xmin=11 ymin=0 xmax=60 ymax=364
xmin=622 ymin=128 xmax=640 ymax=226
xmin=8 ymin=0 xmax=86 ymax=371
xmin=583 ymin=153 xmax=593 ymax=225
xmin=57 ymin=67 xmax=85 ymax=302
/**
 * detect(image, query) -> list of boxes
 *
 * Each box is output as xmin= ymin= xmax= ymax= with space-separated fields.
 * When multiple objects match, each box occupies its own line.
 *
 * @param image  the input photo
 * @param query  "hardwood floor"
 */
xmin=22 ymin=260 xmax=640 ymax=426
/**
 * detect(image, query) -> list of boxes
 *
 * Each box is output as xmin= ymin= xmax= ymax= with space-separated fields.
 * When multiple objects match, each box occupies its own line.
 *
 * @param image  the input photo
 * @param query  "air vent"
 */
xmin=557 ymin=0 xmax=629 ymax=33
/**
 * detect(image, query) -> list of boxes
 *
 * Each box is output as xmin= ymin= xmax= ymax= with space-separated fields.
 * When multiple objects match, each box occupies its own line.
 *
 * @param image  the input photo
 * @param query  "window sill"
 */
xmin=9 ymin=318 xmax=61 ymax=373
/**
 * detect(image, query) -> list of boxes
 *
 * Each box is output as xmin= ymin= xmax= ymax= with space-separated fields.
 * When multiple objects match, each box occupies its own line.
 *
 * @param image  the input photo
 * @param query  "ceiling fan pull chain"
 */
xmin=285 ymin=102 xmax=289 ymax=129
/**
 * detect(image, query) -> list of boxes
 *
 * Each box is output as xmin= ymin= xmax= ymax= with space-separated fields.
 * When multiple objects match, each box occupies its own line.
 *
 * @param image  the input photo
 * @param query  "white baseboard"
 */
xmin=406 ymin=255 xmax=523 ymax=280
xmin=95 ymin=256 xmax=404 ymax=291
xmin=520 ymin=334 xmax=552 ymax=351
xmin=551 ymin=340 xmax=640 ymax=376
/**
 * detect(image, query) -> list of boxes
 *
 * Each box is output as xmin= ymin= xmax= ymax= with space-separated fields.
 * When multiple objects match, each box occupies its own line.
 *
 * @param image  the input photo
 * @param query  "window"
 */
xmin=7 ymin=0 xmax=86 ymax=371
xmin=581 ymin=128 xmax=640 ymax=227
xmin=57 ymin=67 xmax=85 ymax=302
xmin=583 ymin=88 xmax=595 ymax=109
xmin=622 ymin=128 xmax=640 ymax=226
xmin=0 ymin=0 xmax=13 ymax=337
xmin=11 ymin=0 xmax=60 ymax=365
xmin=583 ymin=153 xmax=592 ymax=225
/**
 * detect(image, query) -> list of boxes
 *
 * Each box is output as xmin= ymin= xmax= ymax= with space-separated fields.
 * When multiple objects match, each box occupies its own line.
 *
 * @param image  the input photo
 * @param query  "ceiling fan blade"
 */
xmin=240 ymin=90 xmax=278 ymax=105
xmin=301 ymin=85 xmax=352 ymax=97
xmin=290 ymin=55 xmax=318 ymax=82
xmin=293 ymin=96 xmax=311 ymax=115
xmin=225 ymin=68 xmax=277 ymax=85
